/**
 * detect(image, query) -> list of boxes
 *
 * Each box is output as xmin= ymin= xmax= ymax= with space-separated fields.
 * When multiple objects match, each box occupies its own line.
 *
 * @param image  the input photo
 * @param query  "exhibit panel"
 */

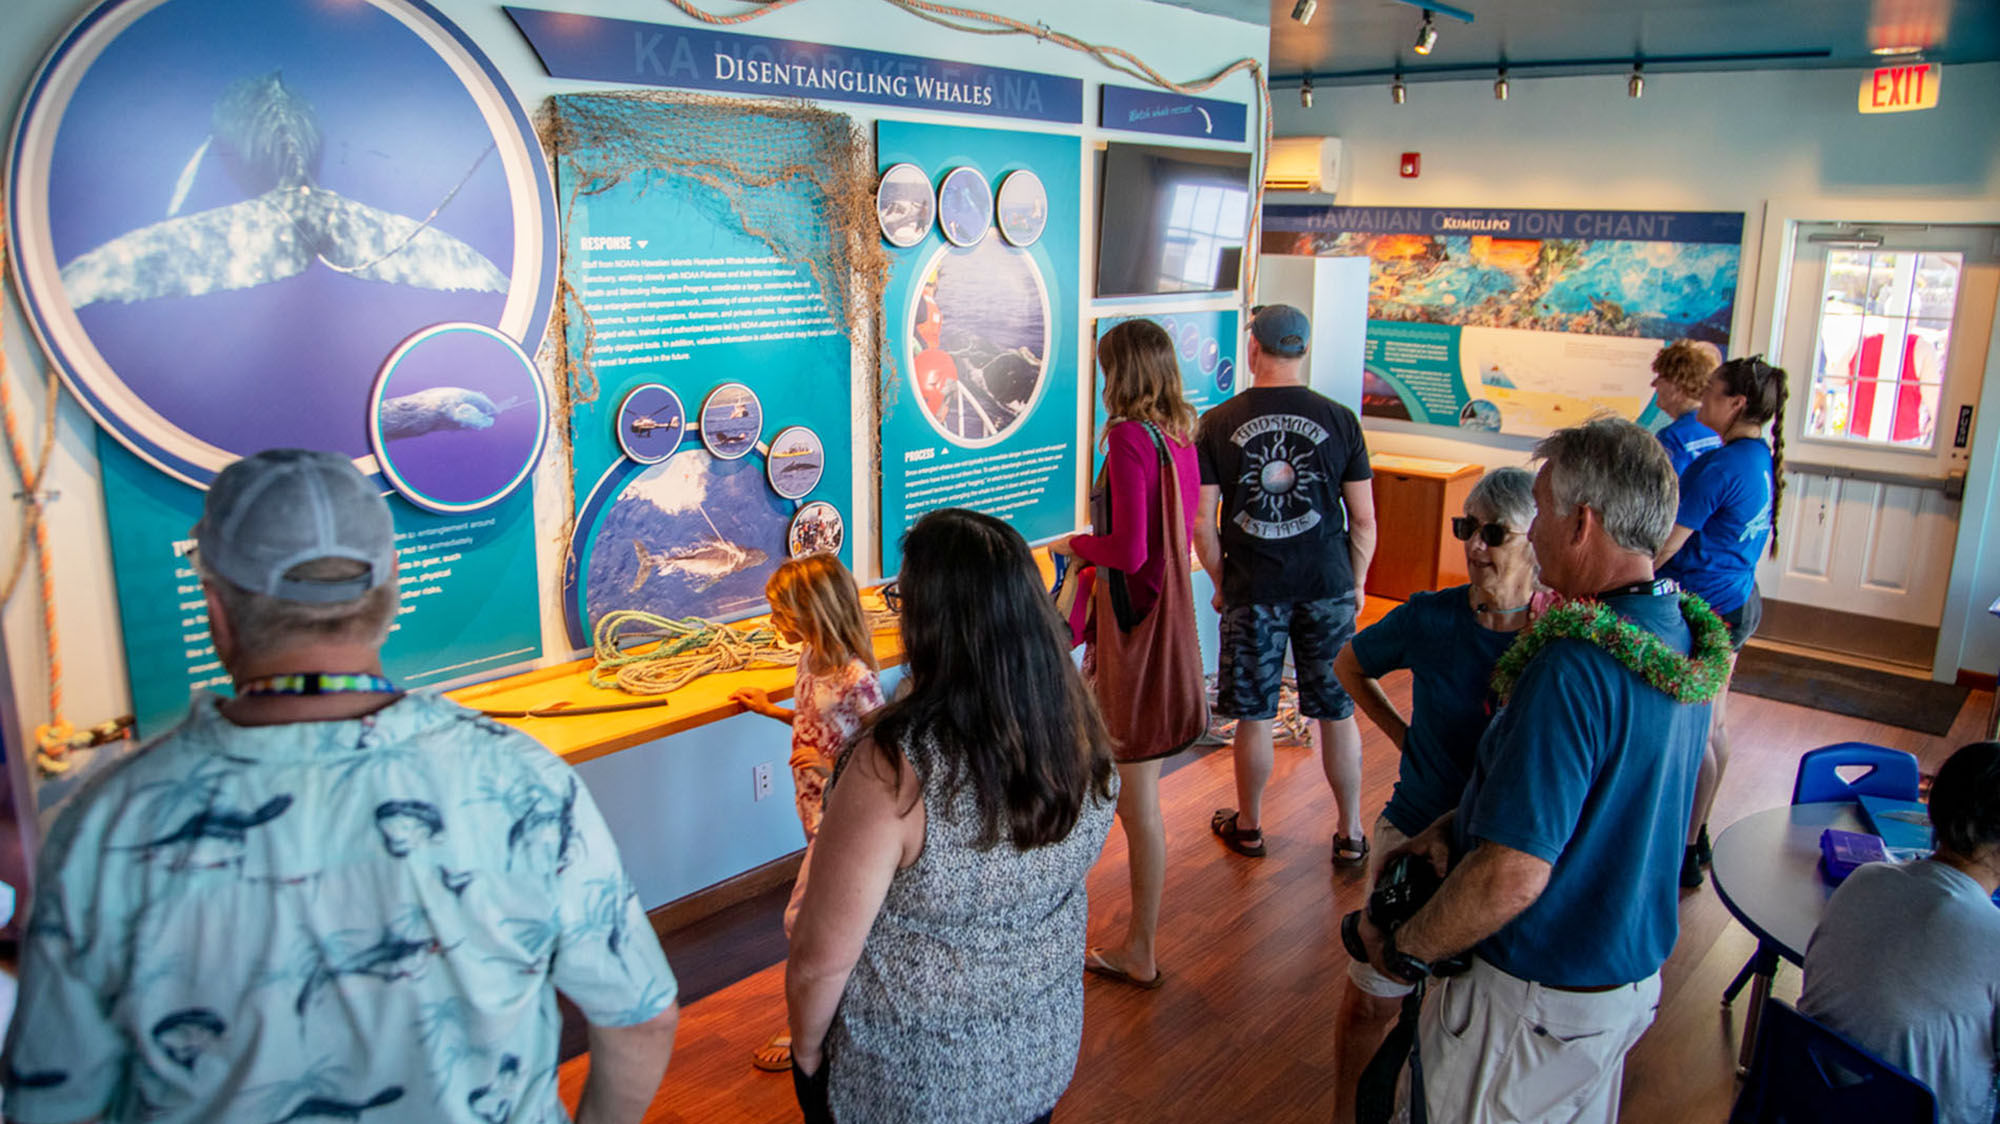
xmin=877 ymin=120 xmax=1083 ymax=575
xmin=98 ymin=437 xmax=541 ymax=742
xmin=6 ymin=0 xmax=558 ymax=744
xmin=0 ymin=0 xmax=1269 ymax=903
xmin=1089 ymin=308 xmax=1241 ymax=470
xmin=545 ymin=95 xmax=866 ymax=650
xmin=1262 ymin=205 xmax=1745 ymax=438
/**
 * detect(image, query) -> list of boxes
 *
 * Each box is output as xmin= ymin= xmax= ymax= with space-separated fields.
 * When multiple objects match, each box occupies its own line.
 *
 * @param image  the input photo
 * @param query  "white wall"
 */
xmin=1271 ymin=63 xmax=2000 ymax=679
xmin=0 ymin=0 xmax=1266 ymax=901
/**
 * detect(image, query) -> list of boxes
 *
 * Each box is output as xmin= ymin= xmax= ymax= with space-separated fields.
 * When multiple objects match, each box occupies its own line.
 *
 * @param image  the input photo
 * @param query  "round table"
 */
xmin=1708 ymin=801 xmax=1870 ymax=1071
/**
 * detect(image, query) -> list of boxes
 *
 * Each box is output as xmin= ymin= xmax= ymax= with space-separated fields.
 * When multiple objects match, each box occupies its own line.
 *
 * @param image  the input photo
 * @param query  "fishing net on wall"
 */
xmin=537 ymin=92 xmax=891 ymax=460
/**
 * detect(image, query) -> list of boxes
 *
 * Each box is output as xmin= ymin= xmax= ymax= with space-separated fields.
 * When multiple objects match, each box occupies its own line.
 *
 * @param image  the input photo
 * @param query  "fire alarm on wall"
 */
xmin=1400 ymin=152 xmax=1421 ymax=178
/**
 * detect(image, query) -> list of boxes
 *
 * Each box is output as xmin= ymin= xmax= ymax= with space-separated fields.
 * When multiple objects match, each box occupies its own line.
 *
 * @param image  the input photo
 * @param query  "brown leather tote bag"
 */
xmin=1092 ymin=422 xmax=1208 ymax=762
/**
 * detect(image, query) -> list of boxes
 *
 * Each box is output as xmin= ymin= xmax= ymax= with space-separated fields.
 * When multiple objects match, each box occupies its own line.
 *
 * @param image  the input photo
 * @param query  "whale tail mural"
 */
xmin=60 ymin=70 xmax=506 ymax=309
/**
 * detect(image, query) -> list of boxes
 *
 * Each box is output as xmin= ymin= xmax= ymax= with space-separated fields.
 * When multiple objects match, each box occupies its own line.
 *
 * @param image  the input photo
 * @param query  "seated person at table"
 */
xmin=1801 ymin=740 xmax=2000 ymax=1124
xmin=1327 ymin=467 xmax=1541 ymax=1122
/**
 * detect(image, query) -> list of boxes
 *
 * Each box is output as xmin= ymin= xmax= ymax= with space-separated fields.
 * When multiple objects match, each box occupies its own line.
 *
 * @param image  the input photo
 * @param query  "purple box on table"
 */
xmin=1819 ymin=828 xmax=1888 ymax=884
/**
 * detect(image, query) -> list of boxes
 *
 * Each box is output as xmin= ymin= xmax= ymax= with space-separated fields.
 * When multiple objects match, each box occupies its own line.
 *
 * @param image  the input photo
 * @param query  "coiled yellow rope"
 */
xmin=590 ymin=606 xmax=901 ymax=695
xmin=591 ymin=610 xmax=803 ymax=695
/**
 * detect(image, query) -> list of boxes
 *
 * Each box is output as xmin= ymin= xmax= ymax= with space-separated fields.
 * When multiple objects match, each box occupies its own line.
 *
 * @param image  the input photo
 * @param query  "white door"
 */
xmin=1764 ymin=223 xmax=2000 ymax=630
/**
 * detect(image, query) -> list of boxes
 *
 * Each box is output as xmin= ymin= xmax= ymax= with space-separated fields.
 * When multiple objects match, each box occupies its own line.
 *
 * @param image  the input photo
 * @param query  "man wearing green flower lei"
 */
xmin=1349 ymin=418 xmax=1727 ymax=1124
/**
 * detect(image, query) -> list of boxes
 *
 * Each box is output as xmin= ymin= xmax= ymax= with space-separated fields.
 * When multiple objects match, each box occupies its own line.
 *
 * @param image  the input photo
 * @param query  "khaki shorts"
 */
xmin=1402 ymin=957 xmax=1661 ymax=1124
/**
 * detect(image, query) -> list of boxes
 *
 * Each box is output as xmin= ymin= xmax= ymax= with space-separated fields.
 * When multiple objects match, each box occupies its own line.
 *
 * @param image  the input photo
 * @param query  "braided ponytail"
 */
xmin=1715 ymin=355 xmax=1789 ymax=557
xmin=1767 ymin=377 xmax=1788 ymax=558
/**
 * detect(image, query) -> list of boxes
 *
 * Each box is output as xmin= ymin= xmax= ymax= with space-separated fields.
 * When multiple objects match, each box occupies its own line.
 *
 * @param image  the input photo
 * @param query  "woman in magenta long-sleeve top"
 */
xmin=1051 ymin=318 xmax=1200 ymax=989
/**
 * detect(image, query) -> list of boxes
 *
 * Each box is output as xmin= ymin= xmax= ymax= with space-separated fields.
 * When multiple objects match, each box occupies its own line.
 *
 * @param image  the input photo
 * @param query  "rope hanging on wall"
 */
xmin=652 ymin=0 xmax=1277 ymax=298
xmin=0 ymin=222 xmax=134 ymax=776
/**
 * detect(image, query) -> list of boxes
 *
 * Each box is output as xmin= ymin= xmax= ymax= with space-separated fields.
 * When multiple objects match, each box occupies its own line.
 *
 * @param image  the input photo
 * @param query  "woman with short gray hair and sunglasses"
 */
xmin=1327 ymin=465 xmax=1546 ymax=1121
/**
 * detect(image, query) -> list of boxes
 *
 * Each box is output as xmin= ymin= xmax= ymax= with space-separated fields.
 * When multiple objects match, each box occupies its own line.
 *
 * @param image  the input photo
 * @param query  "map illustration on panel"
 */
xmin=1260 ymin=206 xmax=1744 ymax=437
xmin=1289 ymin=231 xmax=1739 ymax=340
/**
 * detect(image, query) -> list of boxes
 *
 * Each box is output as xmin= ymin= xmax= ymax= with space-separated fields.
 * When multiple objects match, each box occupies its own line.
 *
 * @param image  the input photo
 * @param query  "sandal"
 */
xmin=1085 ymin=947 xmax=1165 ymax=990
xmin=751 ymin=1031 xmax=793 ymax=1073
xmin=1333 ymin=833 xmax=1369 ymax=867
xmin=1211 ymin=808 xmax=1266 ymax=857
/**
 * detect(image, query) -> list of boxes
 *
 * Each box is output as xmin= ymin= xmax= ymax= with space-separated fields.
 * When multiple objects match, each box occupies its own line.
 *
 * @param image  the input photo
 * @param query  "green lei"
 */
xmin=1490 ymin=593 xmax=1732 ymax=705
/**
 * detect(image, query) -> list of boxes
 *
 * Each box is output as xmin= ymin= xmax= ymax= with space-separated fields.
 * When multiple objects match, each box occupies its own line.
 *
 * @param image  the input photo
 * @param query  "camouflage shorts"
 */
xmin=1215 ymin=594 xmax=1358 ymax=721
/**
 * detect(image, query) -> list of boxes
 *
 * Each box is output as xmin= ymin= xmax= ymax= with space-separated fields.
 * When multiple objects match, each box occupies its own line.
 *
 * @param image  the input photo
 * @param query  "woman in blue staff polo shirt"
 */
xmin=1650 ymin=339 xmax=1723 ymax=474
xmin=1657 ymin=355 xmax=1788 ymax=888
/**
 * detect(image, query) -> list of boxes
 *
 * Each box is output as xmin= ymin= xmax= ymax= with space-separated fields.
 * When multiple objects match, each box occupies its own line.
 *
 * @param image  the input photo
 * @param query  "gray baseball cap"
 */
xmin=1250 ymin=303 xmax=1311 ymax=358
xmin=194 ymin=449 xmax=396 ymax=604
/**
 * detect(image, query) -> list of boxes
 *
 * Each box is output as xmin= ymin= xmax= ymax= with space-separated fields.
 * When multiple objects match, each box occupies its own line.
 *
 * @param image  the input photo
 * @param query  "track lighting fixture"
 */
xmin=1493 ymin=68 xmax=1508 ymax=100
xmin=1391 ymin=75 xmax=1407 ymax=104
xmin=1300 ymin=76 xmax=1314 ymax=109
xmin=1412 ymin=11 xmax=1438 ymax=55
xmin=1628 ymin=62 xmax=1644 ymax=98
xmin=1291 ymin=0 xmax=1317 ymax=26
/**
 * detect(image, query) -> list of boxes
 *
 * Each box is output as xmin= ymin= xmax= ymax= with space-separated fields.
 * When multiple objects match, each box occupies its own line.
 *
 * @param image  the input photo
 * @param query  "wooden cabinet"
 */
xmin=1365 ymin=455 xmax=1484 ymax=602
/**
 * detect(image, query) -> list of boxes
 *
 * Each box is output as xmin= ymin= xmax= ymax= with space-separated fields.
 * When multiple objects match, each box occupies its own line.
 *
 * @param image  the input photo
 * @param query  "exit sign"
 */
xmin=1859 ymin=63 xmax=1940 ymax=113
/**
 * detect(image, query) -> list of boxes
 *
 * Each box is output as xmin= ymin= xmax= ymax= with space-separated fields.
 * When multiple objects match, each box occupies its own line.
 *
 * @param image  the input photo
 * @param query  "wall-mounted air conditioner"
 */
xmin=1263 ymin=136 xmax=1342 ymax=195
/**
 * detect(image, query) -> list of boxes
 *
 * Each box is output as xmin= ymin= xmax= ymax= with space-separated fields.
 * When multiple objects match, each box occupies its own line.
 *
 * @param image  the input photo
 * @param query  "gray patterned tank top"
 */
xmin=826 ymin=735 xmax=1117 ymax=1124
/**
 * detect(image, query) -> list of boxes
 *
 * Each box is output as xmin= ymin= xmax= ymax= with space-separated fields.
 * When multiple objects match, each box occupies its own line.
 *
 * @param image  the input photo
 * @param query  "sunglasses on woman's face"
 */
xmin=1450 ymin=517 xmax=1516 ymax=547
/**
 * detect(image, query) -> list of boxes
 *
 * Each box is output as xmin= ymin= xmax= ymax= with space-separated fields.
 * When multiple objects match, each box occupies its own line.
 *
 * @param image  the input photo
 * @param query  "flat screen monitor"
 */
xmin=1095 ymin=142 xmax=1253 ymax=299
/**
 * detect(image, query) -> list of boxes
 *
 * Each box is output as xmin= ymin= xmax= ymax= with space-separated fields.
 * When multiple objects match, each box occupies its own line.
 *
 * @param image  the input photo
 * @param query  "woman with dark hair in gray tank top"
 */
xmin=786 ymin=508 xmax=1119 ymax=1124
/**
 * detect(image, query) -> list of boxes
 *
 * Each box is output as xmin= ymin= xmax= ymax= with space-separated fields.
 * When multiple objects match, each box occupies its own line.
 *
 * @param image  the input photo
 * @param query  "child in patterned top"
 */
xmin=732 ymin=553 xmax=886 ymax=1074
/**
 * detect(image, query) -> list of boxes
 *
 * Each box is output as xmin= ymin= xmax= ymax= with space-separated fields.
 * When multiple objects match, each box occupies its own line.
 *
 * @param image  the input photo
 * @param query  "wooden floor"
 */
xmin=560 ymin=660 xmax=1994 ymax=1123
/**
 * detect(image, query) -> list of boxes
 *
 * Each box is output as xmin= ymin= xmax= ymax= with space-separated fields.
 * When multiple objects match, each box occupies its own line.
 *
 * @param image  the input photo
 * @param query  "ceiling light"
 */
xmin=1301 ymin=76 xmax=1314 ymax=109
xmin=1628 ymin=62 xmax=1644 ymax=98
xmin=1412 ymin=11 xmax=1438 ymax=55
xmin=1392 ymin=75 xmax=1407 ymax=104
xmin=1871 ymin=44 xmax=1923 ymax=56
xmin=1494 ymin=68 xmax=1509 ymax=100
xmin=1291 ymin=0 xmax=1317 ymax=26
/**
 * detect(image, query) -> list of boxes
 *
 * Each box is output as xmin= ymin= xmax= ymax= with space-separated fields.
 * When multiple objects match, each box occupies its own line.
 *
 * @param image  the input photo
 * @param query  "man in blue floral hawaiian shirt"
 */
xmin=2 ymin=449 xmax=679 ymax=1124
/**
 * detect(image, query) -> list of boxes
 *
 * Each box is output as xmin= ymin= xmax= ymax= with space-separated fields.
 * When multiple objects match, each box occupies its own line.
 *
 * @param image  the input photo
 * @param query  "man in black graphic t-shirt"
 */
xmin=1195 ymin=304 xmax=1376 ymax=867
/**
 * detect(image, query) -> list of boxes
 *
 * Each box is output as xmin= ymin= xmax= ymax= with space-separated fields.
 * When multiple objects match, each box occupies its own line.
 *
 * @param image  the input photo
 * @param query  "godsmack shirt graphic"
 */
xmin=1197 ymin=385 xmax=1371 ymax=607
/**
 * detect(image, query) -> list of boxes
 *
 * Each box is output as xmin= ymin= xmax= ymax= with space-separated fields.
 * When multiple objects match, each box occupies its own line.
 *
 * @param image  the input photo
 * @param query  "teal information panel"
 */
xmin=100 ymin=434 xmax=540 ymax=738
xmin=556 ymin=136 xmax=854 ymax=648
xmin=1089 ymin=308 xmax=1238 ymax=470
xmin=877 ymin=120 xmax=1081 ymax=573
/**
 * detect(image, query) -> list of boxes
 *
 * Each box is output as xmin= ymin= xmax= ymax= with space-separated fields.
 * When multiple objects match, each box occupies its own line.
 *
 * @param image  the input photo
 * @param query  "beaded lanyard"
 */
xmin=237 ymin=672 xmax=397 ymax=697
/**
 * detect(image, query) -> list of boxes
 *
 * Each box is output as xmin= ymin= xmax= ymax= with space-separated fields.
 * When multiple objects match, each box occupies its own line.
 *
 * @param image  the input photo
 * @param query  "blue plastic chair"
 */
xmin=1791 ymin=742 xmax=1922 ymax=805
xmin=1729 ymin=998 xmax=1936 ymax=1123
xmin=1723 ymin=743 xmax=1925 ymax=1010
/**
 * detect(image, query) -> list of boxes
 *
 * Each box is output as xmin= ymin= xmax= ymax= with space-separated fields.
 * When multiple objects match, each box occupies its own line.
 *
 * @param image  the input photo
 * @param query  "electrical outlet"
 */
xmin=753 ymin=762 xmax=773 ymax=801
